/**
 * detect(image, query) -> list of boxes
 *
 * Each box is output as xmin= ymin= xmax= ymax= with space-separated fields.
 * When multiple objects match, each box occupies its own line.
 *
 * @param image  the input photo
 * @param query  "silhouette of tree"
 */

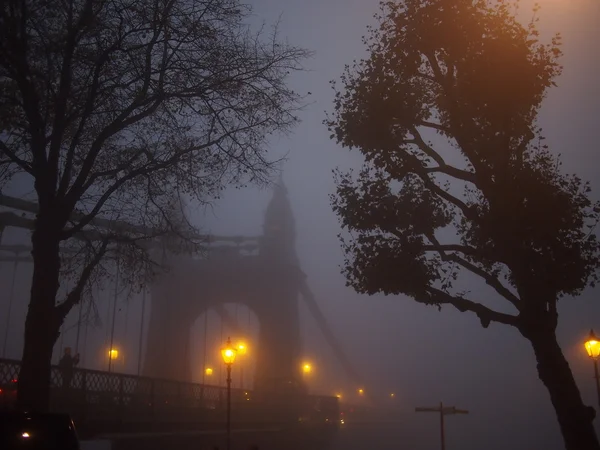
xmin=0 ymin=0 xmax=308 ymax=411
xmin=326 ymin=1 xmax=600 ymax=449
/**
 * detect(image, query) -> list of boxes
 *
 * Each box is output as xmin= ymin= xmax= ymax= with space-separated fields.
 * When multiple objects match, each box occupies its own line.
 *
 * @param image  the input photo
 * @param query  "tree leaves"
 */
xmin=327 ymin=0 xmax=600 ymax=327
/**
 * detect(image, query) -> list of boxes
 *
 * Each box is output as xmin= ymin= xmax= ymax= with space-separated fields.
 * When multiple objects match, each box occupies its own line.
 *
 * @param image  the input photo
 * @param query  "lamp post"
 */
xmin=221 ymin=337 xmax=237 ymax=450
xmin=584 ymin=329 xmax=600 ymax=409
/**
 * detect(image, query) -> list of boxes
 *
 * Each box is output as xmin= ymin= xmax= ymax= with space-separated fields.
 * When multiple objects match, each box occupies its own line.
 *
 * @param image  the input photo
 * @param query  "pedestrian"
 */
xmin=58 ymin=347 xmax=80 ymax=390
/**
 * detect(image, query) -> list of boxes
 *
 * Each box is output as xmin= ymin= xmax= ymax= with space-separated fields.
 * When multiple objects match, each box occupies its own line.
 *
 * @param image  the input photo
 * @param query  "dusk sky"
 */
xmin=1 ymin=1 xmax=599 ymax=449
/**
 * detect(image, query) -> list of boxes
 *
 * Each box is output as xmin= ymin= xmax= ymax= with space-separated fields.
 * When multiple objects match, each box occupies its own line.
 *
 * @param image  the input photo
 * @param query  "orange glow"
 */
xmin=221 ymin=338 xmax=237 ymax=364
xmin=358 ymin=388 xmax=364 ymax=395
xmin=108 ymin=349 xmax=119 ymax=360
xmin=585 ymin=330 xmax=600 ymax=359
xmin=236 ymin=342 xmax=248 ymax=355
xmin=205 ymin=367 xmax=213 ymax=376
xmin=302 ymin=363 xmax=312 ymax=374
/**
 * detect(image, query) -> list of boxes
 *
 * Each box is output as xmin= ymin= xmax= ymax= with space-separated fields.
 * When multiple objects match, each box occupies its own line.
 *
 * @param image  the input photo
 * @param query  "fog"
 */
xmin=1 ymin=0 xmax=600 ymax=449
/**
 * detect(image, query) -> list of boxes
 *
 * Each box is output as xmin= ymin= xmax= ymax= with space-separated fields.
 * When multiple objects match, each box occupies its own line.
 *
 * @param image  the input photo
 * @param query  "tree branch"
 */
xmin=55 ymin=238 xmax=109 ymax=319
xmin=421 ymin=286 xmax=519 ymax=328
xmin=425 ymin=233 xmax=520 ymax=307
xmin=0 ymin=140 xmax=33 ymax=174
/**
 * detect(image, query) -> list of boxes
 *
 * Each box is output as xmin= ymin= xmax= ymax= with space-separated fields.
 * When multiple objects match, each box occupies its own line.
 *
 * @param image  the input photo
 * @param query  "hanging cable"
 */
xmin=137 ymin=283 xmax=147 ymax=376
xmin=1 ymin=258 xmax=19 ymax=358
xmin=108 ymin=260 xmax=120 ymax=372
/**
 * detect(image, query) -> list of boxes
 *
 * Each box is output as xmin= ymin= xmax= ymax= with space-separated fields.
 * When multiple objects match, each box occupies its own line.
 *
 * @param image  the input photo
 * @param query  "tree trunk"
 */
xmin=16 ymin=224 xmax=62 ymax=412
xmin=529 ymin=327 xmax=600 ymax=450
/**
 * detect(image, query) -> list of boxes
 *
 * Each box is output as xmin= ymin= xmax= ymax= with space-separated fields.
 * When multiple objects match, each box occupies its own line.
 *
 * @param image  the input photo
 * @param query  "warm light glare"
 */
xmin=302 ymin=363 xmax=312 ymax=374
xmin=585 ymin=330 xmax=600 ymax=359
xmin=205 ymin=367 xmax=213 ymax=376
xmin=335 ymin=393 xmax=342 ymax=399
xmin=21 ymin=432 xmax=30 ymax=438
xmin=390 ymin=393 xmax=395 ymax=398
xmin=221 ymin=338 xmax=237 ymax=364
xmin=236 ymin=342 xmax=248 ymax=355
xmin=108 ymin=349 xmax=119 ymax=360
xmin=358 ymin=388 xmax=364 ymax=395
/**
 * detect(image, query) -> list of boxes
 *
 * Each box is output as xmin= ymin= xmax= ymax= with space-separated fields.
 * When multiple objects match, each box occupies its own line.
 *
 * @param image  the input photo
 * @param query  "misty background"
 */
xmin=1 ymin=0 xmax=599 ymax=449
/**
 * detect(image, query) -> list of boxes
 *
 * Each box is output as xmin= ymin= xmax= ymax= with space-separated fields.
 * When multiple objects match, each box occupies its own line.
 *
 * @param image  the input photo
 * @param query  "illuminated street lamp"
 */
xmin=221 ymin=337 xmax=237 ymax=450
xmin=302 ymin=363 xmax=312 ymax=374
xmin=584 ymin=329 xmax=600 ymax=408
xmin=390 ymin=393 xmax=396 ymax=399
xmin=236 ymin=342 xmax=247 ymax=355
xmin=358 ymin=388 xmax=364 ymax=395
xmin=108 ymin=348 xmax=119 ymax=372
xmin=205 ymin=367 xmax=213 ymax=376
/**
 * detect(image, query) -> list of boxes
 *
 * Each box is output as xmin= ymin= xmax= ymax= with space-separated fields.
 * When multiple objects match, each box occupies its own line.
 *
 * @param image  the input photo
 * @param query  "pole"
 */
xmin=137 ymin=286 xmax=147 ymax=376
xmin=1 ymin=260 xmax=18 ymax=358
xmin=81 ymin=299 xmax=92 ymax=368
xmin=75 ymin=297 xmax=84 ymax=354
xmin=108 ymin=262 xmax=119 ymax=372
xmin=594 ymin=359 xmax=600 ymax=409
xmin=202 ymin=310 xmax=208 ymax=384
xmin=440 ymin=401 xmax=445 ymax=450
xmin=226 ymin=363 xmax=232 ymax=450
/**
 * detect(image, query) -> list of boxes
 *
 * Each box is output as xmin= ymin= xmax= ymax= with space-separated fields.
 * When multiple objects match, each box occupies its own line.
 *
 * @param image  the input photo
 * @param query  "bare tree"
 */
xmin=326 ymin=1 xmax=600 ymax=449
xmin=0 ymin=0 xmax=308 ymax=411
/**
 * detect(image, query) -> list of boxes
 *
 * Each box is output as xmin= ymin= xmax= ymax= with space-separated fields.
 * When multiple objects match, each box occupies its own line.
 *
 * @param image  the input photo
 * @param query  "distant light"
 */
xmin=236 ymin=342 xmax=248 ymax=355
xmin=335 ymin=393 xmax=342 ymax=399
xmin=340 ymin=419 xmax=345 ymax=425
xmin=21 ymin=432 xmax=30 ymax=438
xmin=302 ymin=363 xmax=312 ymax=374
xmin=108 ymin=349 xmax=119 ymax=360
xmin=390 ymin=393 xmax=395 ymax=398
xmin=358 ymin=388 xmax=364 ymax=395
xmin=205 ymin=367 xmax=213 ymax=376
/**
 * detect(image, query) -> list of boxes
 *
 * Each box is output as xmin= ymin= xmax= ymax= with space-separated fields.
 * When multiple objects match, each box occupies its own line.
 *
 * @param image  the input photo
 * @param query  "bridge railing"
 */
xmin=0 ymin=358 xmax=339 ymax=432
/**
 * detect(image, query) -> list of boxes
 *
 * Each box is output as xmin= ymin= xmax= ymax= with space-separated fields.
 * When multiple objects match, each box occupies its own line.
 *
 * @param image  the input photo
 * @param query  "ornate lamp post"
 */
xmin=221 ymin=337 xmax=237 ymax=450
xmin=584 ymin=329 xmax=600 ymax=408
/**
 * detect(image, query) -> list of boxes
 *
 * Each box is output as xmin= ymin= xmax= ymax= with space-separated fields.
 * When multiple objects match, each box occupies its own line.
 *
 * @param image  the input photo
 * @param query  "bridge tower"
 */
xmin=142 ymin=182 xmax=306 ymax=392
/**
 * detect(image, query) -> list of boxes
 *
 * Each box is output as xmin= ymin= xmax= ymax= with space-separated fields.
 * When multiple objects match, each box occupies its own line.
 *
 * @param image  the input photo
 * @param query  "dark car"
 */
xmin=0 ymin=412 xmax=80 ymax=450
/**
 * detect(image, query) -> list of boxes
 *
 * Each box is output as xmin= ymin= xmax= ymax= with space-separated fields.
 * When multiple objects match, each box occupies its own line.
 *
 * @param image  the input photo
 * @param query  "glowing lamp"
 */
xmin=390 ymin=393 xmax=395 ymax=398
xmin=302 ymin=363 xmax=312 ymax=374
xmin=108 ymin=349 xmax=119 ymax=360
xmin=358 ymin=388 xmax=364 ymax=395
xmin=221 ymin=337 xmax=237 ymax=365
xmin=205 ymin=367 xmax=213 ymax=376
xmin=335 ymin=393 xmax=342 ymax=399
xmin=585 ymin=330 xmax=600 ymax=359
xmin=236 ymin=342 xmax=248 ymax=355
xmin=21 ymin=432 xmax=30 ymax=439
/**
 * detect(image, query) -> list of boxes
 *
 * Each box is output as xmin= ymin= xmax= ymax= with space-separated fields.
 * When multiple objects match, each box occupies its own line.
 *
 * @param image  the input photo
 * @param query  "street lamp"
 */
xmin=358 ymin=388 xmax=364 ymax=395
xmin=108 ymin=348 xmax=119 ymax=372
xmin=221 ymin=337 xmax=237 ymax=450
xmin=584 ymin=329 xmax=600 ymax=408
xmin=302 ymin=362 xmax=312 ymax=374
xmin=205 ymin=367 xmax=213 ymax=376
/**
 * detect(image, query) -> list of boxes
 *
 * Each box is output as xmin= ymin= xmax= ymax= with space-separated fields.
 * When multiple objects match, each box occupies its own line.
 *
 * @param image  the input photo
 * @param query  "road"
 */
xmin=81 ymin=421 xmax=415 ymax=450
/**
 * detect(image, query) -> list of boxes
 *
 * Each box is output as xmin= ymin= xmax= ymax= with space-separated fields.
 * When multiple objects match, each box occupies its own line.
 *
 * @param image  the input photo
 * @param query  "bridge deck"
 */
xmin=0 ymin=358 xmax=339 ymax=437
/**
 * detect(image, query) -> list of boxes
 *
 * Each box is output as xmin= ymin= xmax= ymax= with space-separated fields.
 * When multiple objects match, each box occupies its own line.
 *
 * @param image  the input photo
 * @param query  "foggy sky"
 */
xmin=1 ymin=1 xmax=599 ymax=449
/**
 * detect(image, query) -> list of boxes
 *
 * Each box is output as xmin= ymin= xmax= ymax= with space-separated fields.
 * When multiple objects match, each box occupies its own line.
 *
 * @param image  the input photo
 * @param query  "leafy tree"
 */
xmin=326 ymin=1 xmax=600 ymax=449
xmin=0 ymin=0 xmax=307 ymax=411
